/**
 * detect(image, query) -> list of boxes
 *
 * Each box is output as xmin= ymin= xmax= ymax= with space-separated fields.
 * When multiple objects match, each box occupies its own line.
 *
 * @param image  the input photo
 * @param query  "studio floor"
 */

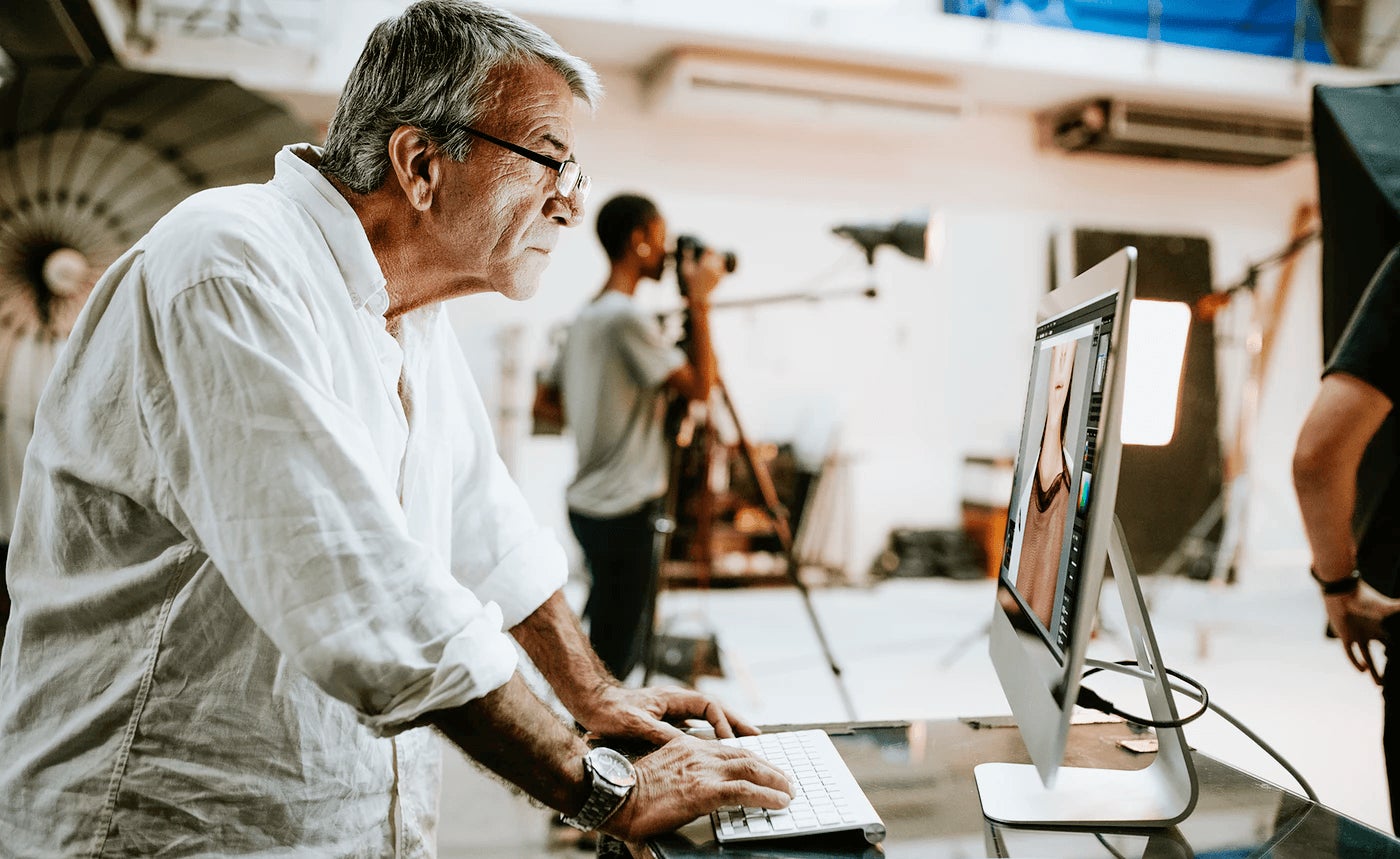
xmin=436 ymin=570 xmax=1389 ymax=858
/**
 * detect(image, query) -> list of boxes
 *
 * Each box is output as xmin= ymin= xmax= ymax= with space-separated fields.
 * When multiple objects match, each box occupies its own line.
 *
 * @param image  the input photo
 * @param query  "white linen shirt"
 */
xmin=0 ymin=144 xmax=567 ymax=858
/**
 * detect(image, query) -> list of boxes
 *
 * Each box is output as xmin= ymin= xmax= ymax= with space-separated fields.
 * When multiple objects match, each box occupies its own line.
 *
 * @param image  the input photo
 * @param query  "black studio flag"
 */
xmin=1313 ymin=82 xmax=1400 ymax=359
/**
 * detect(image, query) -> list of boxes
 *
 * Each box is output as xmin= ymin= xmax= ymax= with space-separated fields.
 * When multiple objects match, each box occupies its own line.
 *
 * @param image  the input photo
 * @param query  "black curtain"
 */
xmin=1076 ymin=230 xmax=1222 ymax=578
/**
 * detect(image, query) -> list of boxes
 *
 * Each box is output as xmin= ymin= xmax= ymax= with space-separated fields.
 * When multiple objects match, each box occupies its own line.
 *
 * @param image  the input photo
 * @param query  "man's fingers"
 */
xmin=1342 ymin=636 xmax=1368 ymax=673
xmin=710 ymin=748 xmax=792 ymax=796
xmin=740 ymin=756 xmax=793 ymax=796
xmin=702 ymin=700 xmax=735 ymax=739
xmin=660 ymin=689 xmax=737 ymax=739
xmin=634 ymin=717 xmax=686 ymax=745
xmin=723 ymin=706 xmax=760 ymax=737
xmin=718 ymin=782 xmax=792 ymax=811
xmin=1360 ymin=641 xmax=1383 ymax=685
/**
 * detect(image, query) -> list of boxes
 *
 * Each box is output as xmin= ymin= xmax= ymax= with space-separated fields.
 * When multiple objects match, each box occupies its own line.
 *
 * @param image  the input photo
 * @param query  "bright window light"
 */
xmin=1121 ymin=300 xmax=1191 ymax=447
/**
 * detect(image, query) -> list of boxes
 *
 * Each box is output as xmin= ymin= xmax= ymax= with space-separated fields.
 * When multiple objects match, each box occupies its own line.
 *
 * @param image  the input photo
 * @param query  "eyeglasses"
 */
xmin=460 ymin=126 xmax=591 ymax=203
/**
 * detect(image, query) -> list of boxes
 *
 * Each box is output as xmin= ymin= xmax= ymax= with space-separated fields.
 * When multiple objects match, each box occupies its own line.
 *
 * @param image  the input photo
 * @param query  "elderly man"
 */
xmin=0 ymin=2 xmax=790 ymax=855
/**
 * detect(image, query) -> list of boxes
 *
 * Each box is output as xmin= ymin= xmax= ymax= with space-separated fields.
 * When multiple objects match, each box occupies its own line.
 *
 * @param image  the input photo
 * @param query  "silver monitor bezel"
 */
xmin=987 ymin=247 xmax=1136 ymax=785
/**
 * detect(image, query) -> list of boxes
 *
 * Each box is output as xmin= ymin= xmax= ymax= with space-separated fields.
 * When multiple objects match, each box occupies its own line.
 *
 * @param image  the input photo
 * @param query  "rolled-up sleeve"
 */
xmin=437 ymin=319 xmax=568 ymax=628
xmin=143 ymin=277 xmax=517 ymax=735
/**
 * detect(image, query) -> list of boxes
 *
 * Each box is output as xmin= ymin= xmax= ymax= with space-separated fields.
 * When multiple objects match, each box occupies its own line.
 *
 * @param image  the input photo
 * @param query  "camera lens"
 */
xmin=675 ymin=234 xmax=738 ymax=274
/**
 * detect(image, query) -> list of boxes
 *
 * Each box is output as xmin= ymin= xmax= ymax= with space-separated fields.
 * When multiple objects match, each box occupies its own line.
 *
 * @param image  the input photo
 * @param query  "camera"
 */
xmin=674 ymin=234 xmax=738 ymax=274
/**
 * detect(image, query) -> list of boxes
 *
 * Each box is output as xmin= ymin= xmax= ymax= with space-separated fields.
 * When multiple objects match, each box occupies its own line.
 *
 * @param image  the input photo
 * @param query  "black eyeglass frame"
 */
xmin=460 ymin=126 xmax=588 ymax=199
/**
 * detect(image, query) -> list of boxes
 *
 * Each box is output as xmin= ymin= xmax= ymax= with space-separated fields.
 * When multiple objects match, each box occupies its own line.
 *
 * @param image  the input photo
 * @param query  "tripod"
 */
xmin=641 ymin=282 xmax=858 ymax=720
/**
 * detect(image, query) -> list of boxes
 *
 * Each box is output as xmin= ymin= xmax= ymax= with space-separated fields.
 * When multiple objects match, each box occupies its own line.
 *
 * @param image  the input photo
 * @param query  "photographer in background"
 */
xmin=538 ymin=193 xmax=724 ymax=681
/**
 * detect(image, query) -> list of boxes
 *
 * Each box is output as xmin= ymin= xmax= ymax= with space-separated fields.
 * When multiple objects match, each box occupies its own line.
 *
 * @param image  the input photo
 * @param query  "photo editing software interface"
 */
xmin=1000 ymin=293 xmax=1116 ymax=659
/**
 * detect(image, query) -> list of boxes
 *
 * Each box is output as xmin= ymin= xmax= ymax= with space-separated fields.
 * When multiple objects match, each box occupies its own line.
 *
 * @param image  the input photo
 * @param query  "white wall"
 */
xmin=447 ymin=67 xmax=1322 ymax=579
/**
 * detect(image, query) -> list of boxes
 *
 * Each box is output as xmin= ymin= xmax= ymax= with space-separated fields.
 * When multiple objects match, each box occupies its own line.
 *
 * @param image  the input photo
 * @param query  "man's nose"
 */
xmin=546 ymin=193 xmax=581 ymax=227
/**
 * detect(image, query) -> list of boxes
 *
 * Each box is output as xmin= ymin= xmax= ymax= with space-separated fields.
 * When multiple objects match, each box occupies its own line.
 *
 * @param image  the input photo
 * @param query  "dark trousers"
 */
xmin=1384 ymin=613 xmax=1400 ymax=833
xmin=0 ymin=541 xmax=8 ymax=654
xmin=570 ymin=500 xmax=662 ymax=682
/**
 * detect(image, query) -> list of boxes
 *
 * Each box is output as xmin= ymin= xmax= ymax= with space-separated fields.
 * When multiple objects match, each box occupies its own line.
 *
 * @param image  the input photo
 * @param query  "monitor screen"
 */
xmin=999 ymin=292 xmax=1117 ymax=662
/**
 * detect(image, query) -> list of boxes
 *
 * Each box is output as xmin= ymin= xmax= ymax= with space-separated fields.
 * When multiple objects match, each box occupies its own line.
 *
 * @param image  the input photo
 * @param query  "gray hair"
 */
xmin=320 ymin=0 xmax=601 ymax=194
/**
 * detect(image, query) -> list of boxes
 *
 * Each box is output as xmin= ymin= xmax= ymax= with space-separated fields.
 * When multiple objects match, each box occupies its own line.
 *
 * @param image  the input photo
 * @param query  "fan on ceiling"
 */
xmin=0 ymin=62 xmax=310 ymax=340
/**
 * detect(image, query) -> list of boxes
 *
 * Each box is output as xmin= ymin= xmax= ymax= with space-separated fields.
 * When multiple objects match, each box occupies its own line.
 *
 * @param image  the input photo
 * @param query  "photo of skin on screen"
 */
xmin=1001 ymin=325 xmax=1097 ymax=657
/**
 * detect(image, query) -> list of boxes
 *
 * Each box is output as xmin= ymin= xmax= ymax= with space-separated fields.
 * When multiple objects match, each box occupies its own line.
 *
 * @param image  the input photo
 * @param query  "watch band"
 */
xmin=1310 ymin=566 xmax=1361 ymax=596
xmin=560 ymin=749 xmax=634 ymax=832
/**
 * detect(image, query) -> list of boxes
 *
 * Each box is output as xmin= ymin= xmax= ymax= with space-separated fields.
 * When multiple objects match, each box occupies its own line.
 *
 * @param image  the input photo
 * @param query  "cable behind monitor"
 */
xmin=1080 ymin=658 xmax=1317 ymax=802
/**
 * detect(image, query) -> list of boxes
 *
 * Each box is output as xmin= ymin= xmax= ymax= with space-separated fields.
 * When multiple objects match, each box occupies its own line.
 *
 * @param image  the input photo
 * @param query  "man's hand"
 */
xmin=601 ymin=735 xmax=792 ymax=843
xmin=1325 ymin=580 xmax=1400 ymax=684
xmin=576 ymin=685 xmax=759 ymax=745
xmin=679 ymin=249 xmax=725 ymax=306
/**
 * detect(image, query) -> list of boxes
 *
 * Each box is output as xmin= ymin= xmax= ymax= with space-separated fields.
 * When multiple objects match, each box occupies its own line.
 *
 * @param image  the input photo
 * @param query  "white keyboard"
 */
xmin=711 ymin=729 xmax=886 ymax=845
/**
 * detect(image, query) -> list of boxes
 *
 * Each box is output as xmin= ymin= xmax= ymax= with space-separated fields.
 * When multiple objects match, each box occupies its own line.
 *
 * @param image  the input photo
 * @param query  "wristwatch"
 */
xmin=1310 ymin=566 xmax=1362 ymax=596
xmin=560 ymin=747 xmax=636 ymax=833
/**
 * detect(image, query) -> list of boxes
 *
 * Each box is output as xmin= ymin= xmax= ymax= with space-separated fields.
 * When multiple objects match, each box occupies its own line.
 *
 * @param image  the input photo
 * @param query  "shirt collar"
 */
xmin=270 ymin=143 xmax=389 ymax=315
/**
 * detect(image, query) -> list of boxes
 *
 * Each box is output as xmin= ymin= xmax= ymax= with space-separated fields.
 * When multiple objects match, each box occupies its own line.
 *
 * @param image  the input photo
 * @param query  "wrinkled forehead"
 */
xmin=474 ymin=60 xmax=577 ymax=152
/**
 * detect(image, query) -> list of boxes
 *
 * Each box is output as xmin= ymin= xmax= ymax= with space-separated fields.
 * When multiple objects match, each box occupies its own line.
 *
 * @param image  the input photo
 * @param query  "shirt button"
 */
xmin=367 ymin=289 xmax=389 ymax=316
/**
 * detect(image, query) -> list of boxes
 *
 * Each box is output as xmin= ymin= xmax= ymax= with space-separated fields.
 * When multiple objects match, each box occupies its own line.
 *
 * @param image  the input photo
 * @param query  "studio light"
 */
xmin=1122 ymin=299 xmax=1192 ymax=446
xmin=832 ymin=211 xmax=935 ymax=264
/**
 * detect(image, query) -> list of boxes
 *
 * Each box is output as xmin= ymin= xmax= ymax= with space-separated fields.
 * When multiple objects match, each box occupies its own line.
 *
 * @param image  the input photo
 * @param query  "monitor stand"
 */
xmin=974 ymin=517 xmax=1199 ymax=828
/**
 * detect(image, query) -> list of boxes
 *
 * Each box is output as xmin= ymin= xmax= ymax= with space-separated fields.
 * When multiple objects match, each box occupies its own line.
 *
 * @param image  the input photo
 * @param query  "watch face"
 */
xmin=592 ymin=748 xmax=637 ymax=787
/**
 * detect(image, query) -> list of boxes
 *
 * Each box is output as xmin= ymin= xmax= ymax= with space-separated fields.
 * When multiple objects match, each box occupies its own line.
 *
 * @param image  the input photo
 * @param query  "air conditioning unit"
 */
xmin=1040 ymin=98 xmax=1310 ymax=166
xmin=644 ymin=49 xmax=967 ymax=132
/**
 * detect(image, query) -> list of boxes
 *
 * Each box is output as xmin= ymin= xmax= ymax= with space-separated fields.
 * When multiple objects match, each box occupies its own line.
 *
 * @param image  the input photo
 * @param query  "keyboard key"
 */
xmin=746 ymin=817 xmax=773 ymax=834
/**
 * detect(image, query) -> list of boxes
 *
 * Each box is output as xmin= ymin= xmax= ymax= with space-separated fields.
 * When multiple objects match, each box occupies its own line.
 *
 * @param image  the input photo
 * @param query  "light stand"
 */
xmin=1151 ymin=218 xmax=1320 ymax=585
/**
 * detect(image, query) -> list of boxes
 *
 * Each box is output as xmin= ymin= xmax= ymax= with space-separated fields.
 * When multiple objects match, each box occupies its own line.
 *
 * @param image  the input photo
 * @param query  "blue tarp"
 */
xmin=944 ymin=0 xmax=1332 ymax=63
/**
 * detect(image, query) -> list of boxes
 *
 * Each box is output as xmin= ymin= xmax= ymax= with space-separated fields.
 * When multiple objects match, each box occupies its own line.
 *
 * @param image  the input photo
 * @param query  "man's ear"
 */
xmin=629 ymin=225 xmax=649 ymax=255
xmin=386 ymin=125 xmax=441 ymax=212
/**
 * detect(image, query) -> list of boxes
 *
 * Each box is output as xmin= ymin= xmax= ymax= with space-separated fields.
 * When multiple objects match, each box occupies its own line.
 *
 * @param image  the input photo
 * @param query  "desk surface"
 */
xmin=641 ymin=718 xmax=1400 ymax=859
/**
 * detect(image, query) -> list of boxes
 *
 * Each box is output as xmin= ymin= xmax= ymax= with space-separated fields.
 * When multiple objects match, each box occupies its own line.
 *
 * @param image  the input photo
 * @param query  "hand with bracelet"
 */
xmin=1312 ymin=566 xmax=1400 ymax=684
xmin=1295 ymin=372 xmax=1400 ymax=687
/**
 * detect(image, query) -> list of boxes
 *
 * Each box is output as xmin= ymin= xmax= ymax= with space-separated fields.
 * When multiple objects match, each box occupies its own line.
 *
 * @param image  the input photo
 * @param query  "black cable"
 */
xmin=1082 ymin=659 xmax=1318 ymax=802
xmin=1094 ymin=832 xmax=1130 ymax=859
xmin=1077 ymin=659 xmax=1210 ymax=729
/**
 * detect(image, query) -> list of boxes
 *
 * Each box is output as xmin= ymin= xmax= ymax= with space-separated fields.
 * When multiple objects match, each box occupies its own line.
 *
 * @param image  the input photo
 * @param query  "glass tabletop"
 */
xmin=641 ymin=718 xmax=1400 ymax=859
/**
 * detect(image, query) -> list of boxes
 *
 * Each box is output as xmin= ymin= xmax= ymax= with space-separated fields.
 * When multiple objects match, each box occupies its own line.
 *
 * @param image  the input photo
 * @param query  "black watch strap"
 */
xmin=1311 ymin=567 xmax=1361 ymax=595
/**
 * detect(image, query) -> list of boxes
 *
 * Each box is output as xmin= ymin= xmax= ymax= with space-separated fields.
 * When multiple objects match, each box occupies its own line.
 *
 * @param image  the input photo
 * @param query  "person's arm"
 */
xmin=1293 ymin=372 xmax=1400 ymax=682
xmin=430 ymin=674 xmax=592 ymax=813
xmin=429 ymin=671 xmax=790 ymax=842
xmin=663 ymin=250 xmax=724 ymax=402
xmin=532 ymin=380 xmax=564 ymax=434
xmin=533 ymin=334 xmax=567 ymax=434
xmin=511 ymin=592 xmax=757 ymax=742
xmin=146 ymin=277 xmax=521 ymax=733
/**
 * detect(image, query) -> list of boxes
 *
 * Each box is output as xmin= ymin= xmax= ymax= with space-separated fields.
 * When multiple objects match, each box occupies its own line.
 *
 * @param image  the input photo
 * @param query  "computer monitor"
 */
xmin=974 ymin=247 xmax=1198 ymax=827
